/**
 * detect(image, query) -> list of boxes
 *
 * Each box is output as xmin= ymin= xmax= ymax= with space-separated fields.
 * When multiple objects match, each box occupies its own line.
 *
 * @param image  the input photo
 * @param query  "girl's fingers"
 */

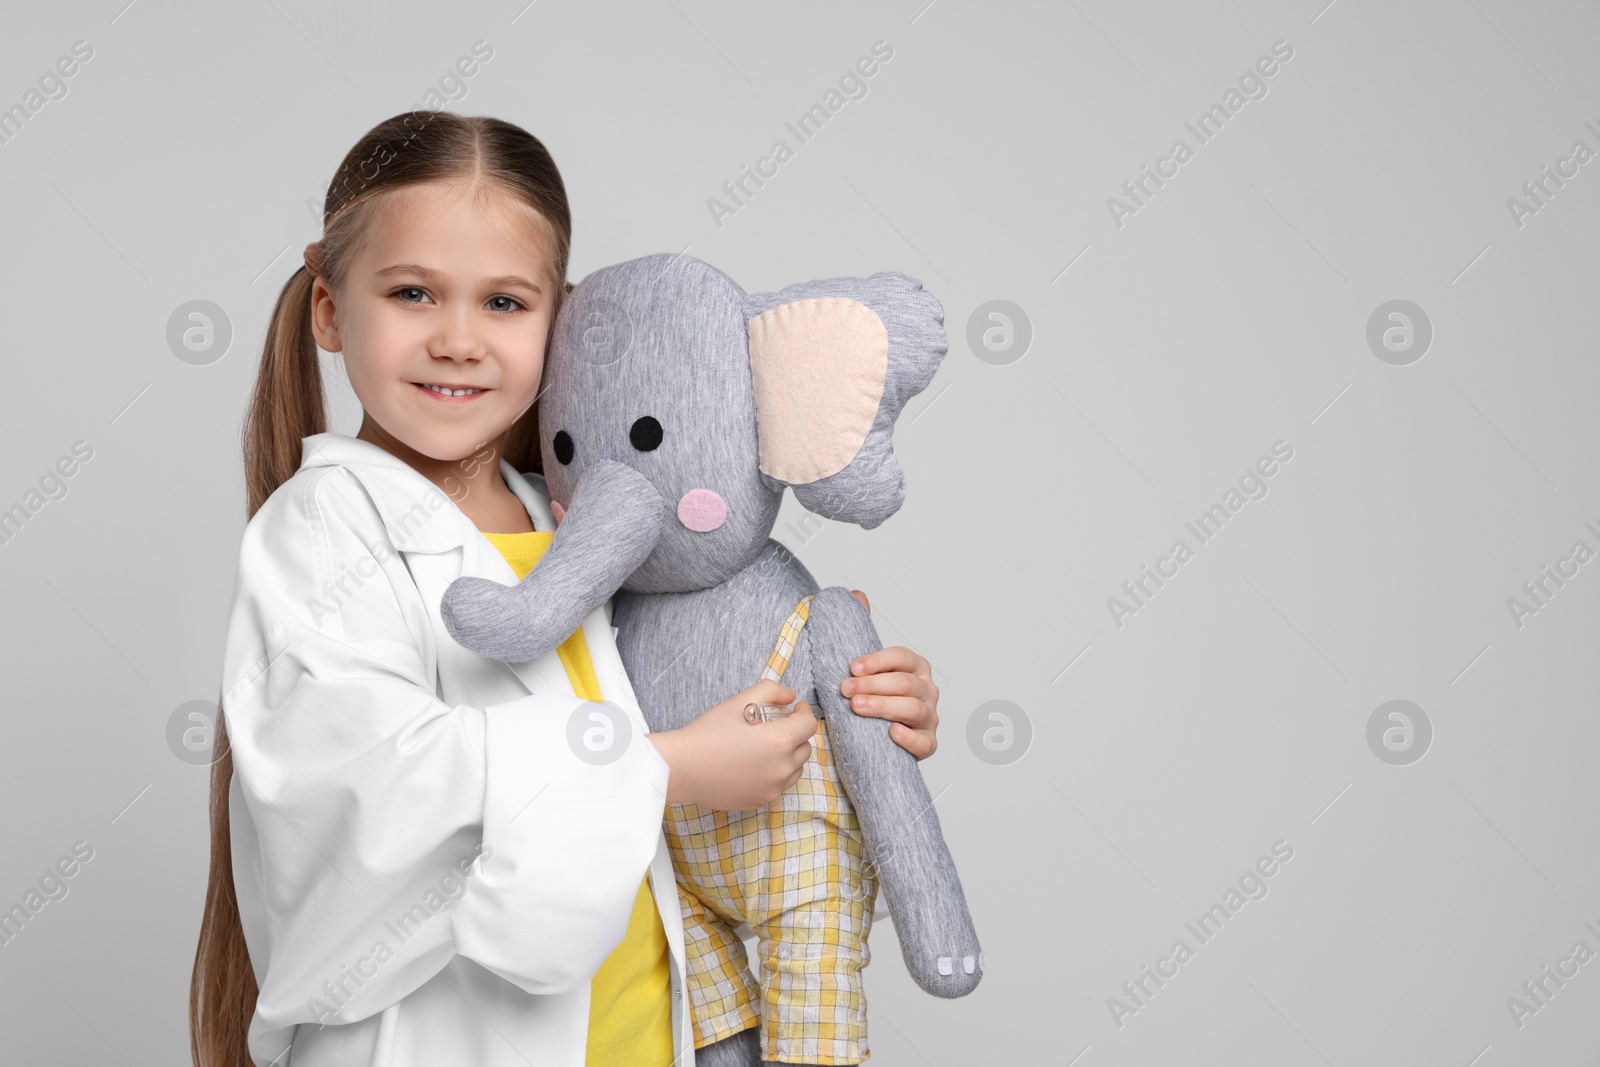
xmin=846 ymin=681 xmax=940 ymax=761
xmin=841 ymin=672 xmax=940 ymax=716
xmin=847 ymin=645 xmax=931 ymax=680
xmin=745 ymin=680 xmax=797 ymax=707
xmin=776 ymin=701 xmax=818 ymax=747
xmin=854 ymin=693 xmax=934 ymax=730
xmin=840 ymin=647 xmax=943 ymax=761
xmin=842 ymin=671 xmax=917 ymax=699
xmin=889 ymin=718 xmax=937 ymax=760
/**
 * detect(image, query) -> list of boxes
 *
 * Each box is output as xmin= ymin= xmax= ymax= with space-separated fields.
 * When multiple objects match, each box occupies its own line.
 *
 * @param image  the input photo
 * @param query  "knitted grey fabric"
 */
xmin=439 ymin=253 xmax=983 ymax=1047
xmin=696 ymin=1026 xmax=758 ymax=1067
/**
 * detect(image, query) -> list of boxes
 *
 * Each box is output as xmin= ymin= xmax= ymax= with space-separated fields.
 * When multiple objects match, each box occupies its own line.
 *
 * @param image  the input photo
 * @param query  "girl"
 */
xmin=191 ymin=111 xmax=946 ymax=1067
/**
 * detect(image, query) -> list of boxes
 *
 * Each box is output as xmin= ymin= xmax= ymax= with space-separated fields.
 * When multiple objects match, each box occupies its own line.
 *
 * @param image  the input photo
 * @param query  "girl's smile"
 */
xmin=414 ymin=381 xmax=491 ymax=402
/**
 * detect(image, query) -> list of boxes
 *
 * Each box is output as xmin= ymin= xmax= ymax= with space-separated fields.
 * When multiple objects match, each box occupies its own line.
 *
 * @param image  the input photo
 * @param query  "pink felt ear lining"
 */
xmin=748 ymin=297 xmax=888 ymax=485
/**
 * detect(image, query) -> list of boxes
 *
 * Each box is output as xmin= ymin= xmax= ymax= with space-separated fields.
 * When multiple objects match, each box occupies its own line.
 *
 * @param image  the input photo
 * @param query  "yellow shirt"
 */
xmin=482 ymin=530 xmax=675 ymax=1067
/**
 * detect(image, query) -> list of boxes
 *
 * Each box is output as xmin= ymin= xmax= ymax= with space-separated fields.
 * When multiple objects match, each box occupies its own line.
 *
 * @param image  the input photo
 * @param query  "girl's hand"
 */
xmin=844 ymin=589 xmax=940 ymax=761
xmin=648 ymin=681 xmax=818 ymax=810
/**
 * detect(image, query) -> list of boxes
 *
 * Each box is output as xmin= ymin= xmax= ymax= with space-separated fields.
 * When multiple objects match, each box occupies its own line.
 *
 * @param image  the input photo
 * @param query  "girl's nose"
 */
xmin=677 ymin=488 xmax=726 ymax=532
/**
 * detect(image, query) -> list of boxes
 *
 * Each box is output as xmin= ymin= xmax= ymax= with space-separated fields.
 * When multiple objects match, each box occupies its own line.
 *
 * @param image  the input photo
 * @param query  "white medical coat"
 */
xmin=220 ymin=431 xmax=693 ymax=1067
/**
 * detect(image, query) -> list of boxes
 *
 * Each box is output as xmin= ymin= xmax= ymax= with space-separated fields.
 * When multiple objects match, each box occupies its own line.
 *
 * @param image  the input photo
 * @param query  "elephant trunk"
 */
xmin=440 ymin=460 xmax=668 ymax=663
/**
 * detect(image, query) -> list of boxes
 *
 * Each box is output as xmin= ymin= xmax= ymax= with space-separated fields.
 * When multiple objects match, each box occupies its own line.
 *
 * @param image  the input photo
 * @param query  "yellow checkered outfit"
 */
xmin=667 ymin=595 xmax=878 ymax=1064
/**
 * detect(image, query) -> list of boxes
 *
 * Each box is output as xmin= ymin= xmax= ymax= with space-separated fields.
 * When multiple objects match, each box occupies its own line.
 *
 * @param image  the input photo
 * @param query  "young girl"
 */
xmin=191 ymin=111 xmax=946 ymax=1067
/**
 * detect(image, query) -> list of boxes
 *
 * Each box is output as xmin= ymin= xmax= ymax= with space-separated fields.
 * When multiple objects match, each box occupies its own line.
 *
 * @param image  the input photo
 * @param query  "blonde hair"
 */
xmin=190 ymin=110 xmax=573 ymax=1066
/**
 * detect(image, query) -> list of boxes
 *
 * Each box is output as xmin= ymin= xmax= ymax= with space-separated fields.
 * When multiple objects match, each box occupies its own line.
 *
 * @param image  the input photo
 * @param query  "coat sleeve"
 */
xmin=222 ymin=467 xmax=670 ymax=1045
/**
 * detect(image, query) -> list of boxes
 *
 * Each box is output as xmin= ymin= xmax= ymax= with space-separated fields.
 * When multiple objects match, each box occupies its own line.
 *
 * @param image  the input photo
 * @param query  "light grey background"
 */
xmin=1 ymin=0 xmax=1597 ymax=1063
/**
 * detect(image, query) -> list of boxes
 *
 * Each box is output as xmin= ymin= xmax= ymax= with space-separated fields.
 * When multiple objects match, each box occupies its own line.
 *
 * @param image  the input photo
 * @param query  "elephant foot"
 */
xmin=858 ymin=800 xmax=985 ymax=997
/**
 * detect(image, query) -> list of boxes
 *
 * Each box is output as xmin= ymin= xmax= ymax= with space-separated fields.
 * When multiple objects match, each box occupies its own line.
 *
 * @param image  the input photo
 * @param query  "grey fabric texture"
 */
xmin=439 ymin=253 xmax=982 ymax=1045
xmin=695 ymin=1025 xmax=758 ymax=1067
xmin=439 ymin=459 xmax=666 ymax=662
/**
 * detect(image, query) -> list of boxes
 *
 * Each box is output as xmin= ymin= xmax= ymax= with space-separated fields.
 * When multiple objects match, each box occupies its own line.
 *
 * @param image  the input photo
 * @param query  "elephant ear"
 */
xmin=745 ymin=272 xmax=946 ymax=529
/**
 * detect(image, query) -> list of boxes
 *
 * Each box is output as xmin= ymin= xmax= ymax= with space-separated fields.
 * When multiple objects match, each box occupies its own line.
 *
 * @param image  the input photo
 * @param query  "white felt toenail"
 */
xmin=962 ymin=955 xmax=975 ymax=973
xmin=937 ymin=956 xmax=953 ymax=975
xmin=978 ymin=952 xmax=985 ymax=970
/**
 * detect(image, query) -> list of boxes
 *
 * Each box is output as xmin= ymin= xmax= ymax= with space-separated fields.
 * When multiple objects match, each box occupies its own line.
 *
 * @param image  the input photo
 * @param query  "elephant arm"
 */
xmin=440 ymin=460 xmax=668 ymax=663
xmin=804 ymin=585 xmax=983 ymax=998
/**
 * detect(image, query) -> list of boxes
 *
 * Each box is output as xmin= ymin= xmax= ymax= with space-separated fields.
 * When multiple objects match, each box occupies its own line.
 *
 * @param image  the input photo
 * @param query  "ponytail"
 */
xmin=245 ymin=265 xmax=327 ymax=518
xmin=192 ymin=260 xmax=327 ymax=1067
xmin=188 ymin=714 xmax=253 ymax=1067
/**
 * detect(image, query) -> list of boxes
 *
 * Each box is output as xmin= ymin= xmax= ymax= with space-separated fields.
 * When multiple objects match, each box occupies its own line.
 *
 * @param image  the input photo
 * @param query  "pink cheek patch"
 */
xmin=677 ymin=488 xmax=727 ymax=532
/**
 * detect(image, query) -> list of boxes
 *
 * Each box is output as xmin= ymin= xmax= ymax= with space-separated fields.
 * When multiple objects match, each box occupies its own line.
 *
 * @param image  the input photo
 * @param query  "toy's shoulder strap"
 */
xmin=758 ymin=595 xmax=816 ymax=684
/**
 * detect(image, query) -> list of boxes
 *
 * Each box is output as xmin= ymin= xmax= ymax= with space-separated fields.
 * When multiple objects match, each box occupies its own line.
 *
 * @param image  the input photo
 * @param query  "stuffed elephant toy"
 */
xmin=440 ymin=253 xmax=981 ymax=1067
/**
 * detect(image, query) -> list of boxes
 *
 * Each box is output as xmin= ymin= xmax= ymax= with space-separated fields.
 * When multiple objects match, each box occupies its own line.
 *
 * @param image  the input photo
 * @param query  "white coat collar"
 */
xmin=296 ymin=431 xmax=566 ymax=692
xmin=298 ymin=432 xmax=556 ymax=554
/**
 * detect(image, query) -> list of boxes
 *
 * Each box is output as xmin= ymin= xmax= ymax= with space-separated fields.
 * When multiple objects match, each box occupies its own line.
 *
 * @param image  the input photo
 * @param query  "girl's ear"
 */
xmin=309 ymin=274 xmax=343 ymax=353
xmin=745 ymin=272 xmax=946 ymax=530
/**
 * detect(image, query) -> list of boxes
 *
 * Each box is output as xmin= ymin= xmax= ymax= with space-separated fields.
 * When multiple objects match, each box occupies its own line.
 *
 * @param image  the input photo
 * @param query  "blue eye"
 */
xmin=394 ymin=286 xmax=429 ymax=304
xmin=487 ymin=295 xmax=522 ymax=313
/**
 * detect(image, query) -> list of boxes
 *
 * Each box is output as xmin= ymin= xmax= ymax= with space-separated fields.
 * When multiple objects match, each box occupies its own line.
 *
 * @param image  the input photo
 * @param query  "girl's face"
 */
xmin=309 ymin=181 xmax=556 ymax=465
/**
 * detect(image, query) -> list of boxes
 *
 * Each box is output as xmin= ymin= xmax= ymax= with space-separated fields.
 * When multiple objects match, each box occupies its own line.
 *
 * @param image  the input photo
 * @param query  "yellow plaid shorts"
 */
xmin=666 ymin=596 xmax=878 ymax=1065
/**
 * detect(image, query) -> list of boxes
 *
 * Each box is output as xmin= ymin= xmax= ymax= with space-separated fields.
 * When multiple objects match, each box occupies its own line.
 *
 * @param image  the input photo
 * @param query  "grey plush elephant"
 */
xmin=440 ymin=253 xmax=981 ymax=1067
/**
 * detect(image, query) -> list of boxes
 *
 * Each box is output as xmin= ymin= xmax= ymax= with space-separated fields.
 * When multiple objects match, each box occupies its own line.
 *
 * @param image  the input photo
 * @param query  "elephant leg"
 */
xmin=700 ymin=1027 xmax=835 ymax=1067
xmin=802 ymin=586 xmax=984 ymax=998
xmin=698 ymin=1026 xmax=760 ymax=1067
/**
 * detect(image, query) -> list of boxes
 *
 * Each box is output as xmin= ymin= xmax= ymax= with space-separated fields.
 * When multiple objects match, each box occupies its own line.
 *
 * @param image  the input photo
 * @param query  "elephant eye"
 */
xmin=553 ymin=430 xmax=575 ymax=465
xmin=629 ymin=416 xmax=664 ymax=452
